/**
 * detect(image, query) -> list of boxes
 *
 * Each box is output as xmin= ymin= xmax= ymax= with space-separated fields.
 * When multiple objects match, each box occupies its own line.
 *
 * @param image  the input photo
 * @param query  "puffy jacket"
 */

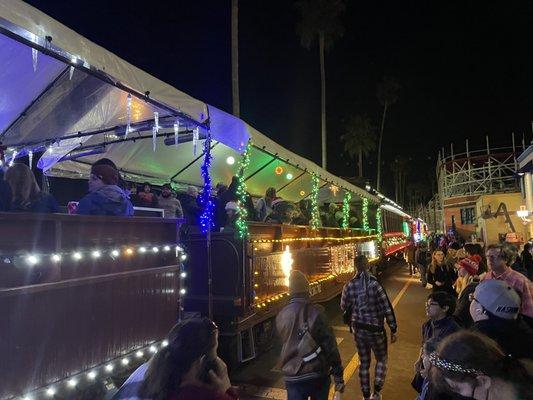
xmin=77 ymin=185 xmax=134 ymax=216
xmin=276 ymin=296 xmax=344 ymax=390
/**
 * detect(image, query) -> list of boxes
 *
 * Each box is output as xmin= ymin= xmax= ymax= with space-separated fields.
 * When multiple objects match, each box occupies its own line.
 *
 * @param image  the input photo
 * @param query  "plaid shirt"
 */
xmin=484 ymin=268 xmax=533 ymax=319
xmin=341 ymin=272 xmax=397 ymax=333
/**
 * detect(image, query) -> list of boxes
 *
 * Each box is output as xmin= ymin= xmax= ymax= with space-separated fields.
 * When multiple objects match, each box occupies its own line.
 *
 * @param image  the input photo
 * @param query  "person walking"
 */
xmin=341 ymin=255 xmax=397 ymax=400
xmin=415 ymin=241 xmax=431 ymax=287
xmin=405 ymin=242 xmax=417 ymax=276
xmin=276 ymin=270 xmax=345 ymax=400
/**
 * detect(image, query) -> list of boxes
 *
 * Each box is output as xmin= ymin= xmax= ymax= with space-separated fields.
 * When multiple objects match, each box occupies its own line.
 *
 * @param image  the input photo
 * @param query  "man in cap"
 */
xmin=341 ymin=255 xmax=397 ymax=400
xmin=77 ymin=162 xmax=134 ymax=216
xmin=157 ymin=183 xmax=183 ymax=218
xmin=276 ymin=270 xmax=344 ymax=400
xmin=470 ymin=279 xmax=533 ymax=359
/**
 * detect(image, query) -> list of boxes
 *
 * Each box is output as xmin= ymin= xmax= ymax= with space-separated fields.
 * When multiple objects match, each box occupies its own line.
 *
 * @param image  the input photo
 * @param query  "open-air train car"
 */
xmin=0 ymin=1 xmax=416 ymax=398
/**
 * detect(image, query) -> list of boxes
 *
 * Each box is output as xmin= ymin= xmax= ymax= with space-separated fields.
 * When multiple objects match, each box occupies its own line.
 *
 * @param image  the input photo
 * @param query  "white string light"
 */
xmin=136 ymin=350 xmax=144 ymax=358
xmin=161 ymin=340 xmax=169 ymax=347
xmin=179 ymin=288 xmax=186 ymax=295
xmin=152 ymin=247 xmax=159 ymax=253
xmin=180 ymin=254 xmax=187 ymax=261
xmin=87 ymin=371 xmax=97 ymax=381
xmin=26 ymin=255 xmax=39 ymax=266
xmin=149 ymin=345 xmax=158 ymax=353
xmin=67 ymin=378 xmax=77 ymax=388
xmin=121 ymin=358 xmax=129 ymax=366
xmin=45 ymin=387 xmax=55 ymax=397
xmin=139 ymin=247 xmax=147 ymax=253
xmin=163 ymin=245 xmax=171 ymax=252
xmin=111 ymin=250 xmax=120 ymax=257
xmin=180 ymin=272 xmax=187 ymax=278
xmin=105 ymin=364 xmax=114 ymax=372
xmin=51 ymin=254 xmax=62 ymax=262
xmin=72 ymin=252 xmax=83 ymax=261
xmin=91 ymin=250 xmax=101 ymax=259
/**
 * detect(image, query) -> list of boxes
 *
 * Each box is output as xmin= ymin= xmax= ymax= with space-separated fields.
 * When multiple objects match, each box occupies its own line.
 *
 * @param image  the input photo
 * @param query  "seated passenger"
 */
xmin=181 ymin=186 xmax=203 ymax=225
xmin=77 ymin=164 xmax=134 ymax=216
xmin=92 ymin=157 xmax=127 ymax=190
xmin=158 ymin=183 xmax=183 ymax=218
xmin=4 ymin=163 xmax=58 ymax=213
xmin=255 ymin=187 xmax=276 ymax=221
xmin=138 ymin=182 xmax=158 ymax=208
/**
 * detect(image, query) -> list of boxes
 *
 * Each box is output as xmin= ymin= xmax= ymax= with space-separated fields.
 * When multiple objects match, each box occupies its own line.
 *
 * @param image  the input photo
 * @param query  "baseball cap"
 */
xmin=474 ymin=280 xmax=520 ymax=320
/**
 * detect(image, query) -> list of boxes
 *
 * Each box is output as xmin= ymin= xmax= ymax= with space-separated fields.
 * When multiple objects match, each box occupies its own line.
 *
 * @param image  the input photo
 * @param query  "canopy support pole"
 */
xmin=170 ymin=142 xmax=219 ymax=181
xmin=276 ymin=171 xmax=306 ymax=193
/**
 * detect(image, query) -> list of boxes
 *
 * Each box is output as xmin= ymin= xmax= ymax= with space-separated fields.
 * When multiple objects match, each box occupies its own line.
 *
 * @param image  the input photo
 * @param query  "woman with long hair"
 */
xmin=138 ymin=318 xmax=237 ymax=400
xmin=4 ymin=163 xmax=58 ymax=213
xmin=427 ymin=250 xmax=457 ymax=297
xmin=430 ymin=330 xmax=533 ymax=400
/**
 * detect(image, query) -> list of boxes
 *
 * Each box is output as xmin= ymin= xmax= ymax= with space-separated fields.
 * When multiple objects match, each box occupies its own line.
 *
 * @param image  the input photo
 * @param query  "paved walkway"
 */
xmin=231 ymin=261 xmax=430 ymax=400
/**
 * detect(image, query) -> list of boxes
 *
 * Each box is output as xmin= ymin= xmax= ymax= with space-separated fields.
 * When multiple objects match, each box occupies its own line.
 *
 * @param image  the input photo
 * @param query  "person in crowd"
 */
xmin=453 ymin=256 xmax=480 ymax=328
xmin=255 ymin=187 xmax=276 ymax=222
xmin=464 ymin=243 xmax=488 ymax=275
xmin=454 ymin=255 xmax=481 ymax=296
xmin=181 ymin=186 xmax=203 ymax=226
xmin=429 ymin=331 xmax=533 ymax=400
xmin=4 ymin=163 xmax=58 ymax=213
xmin=470 ymin=279 xmax=533 ymax=359
xmin=421 ymin=291 xmax=459 ymax=350
xmin=137 ymin=182 xmax=158 ymax=208
xmin=405 ymin=242 xmax=418 ymax=276
xmin=341 ymin=255 xmax=397 ymax=400
xmin=126 ymin=182 xmax=140 ymax=206
xmin=277 ymin=270 xmax=344 ymax=400
xmin=506 ymin=244 xmax=528 ymax=277
xmin=158 ymin=184 xmax=183 ymax=218
xmin=0 ymin=166 xmax=13 ymax=211
xmin=484 ymin=243 xmax=533 ymax=326
xmin=415 ymin=241 xmax=431 ymax=287
xmin=522 ymin=242 xmax=533 ymax=279
xmin=427 ymin=250 xmax=457 ymax=296
xmin=115 ymin=318 xmax=238 ymax=400
xmin=445 ymin=242 xmax=461 ymax=266
xmin=92 ymin=157 xmax=127 ymax=190
xmin=77 ymin=163 xmax=134 ymax=216
xmin=416 ymin=337 xmax=451 ymax=400
xmin=413 ymin=291 xmax=459 ymax=394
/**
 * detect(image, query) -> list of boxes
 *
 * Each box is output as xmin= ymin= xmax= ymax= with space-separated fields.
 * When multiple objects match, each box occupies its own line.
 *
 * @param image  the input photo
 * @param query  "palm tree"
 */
xmin=341 ymin=115 xmax=376 ymax=178
xmin=391 ymin=155 xmax=409 ymax=204
xmin=231 ymin=0 xmax=240 ymax=117
xmin=376 ymin=76 xmax=400 ymax=191
xmin=295 ymin=0 xmax=345 ymax=170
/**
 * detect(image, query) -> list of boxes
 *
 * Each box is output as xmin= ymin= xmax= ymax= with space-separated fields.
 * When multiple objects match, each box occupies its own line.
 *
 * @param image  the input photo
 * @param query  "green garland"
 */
xmin=236 ymin=141 xmax=252 ymax=238
xmin=341 ymin=191 xmax=352 ymax=229
xmin=362 ymin=197 xmax=369 ymax=232
xmin=376 ymin=206 xmax=383 ymax=242
xmin=310 ymin=174 xmax=320 ymax=230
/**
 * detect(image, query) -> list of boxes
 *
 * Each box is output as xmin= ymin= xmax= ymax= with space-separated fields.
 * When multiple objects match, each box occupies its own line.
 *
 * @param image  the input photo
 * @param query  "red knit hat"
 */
xmin=458 ymin=255 xmax=480 ymax=275
xmin=91 ymin=164 xmax=119 ymax=185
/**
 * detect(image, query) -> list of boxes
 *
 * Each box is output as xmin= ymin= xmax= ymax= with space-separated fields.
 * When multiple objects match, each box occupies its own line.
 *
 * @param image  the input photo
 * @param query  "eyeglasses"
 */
xmin=426 ymin=301 xmax=440 ymax=307
xmin=468 ymin=293 xmax=478 ymax=303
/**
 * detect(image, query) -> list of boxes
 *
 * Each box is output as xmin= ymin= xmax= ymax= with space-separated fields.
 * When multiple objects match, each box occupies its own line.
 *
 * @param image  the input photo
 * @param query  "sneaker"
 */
xmin=371 ymin=392 xmax=382 ymax=400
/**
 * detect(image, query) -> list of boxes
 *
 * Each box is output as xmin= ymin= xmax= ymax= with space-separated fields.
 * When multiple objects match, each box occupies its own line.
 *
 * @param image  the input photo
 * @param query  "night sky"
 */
xmin=26 ymin=0 xmax=533 ymax=200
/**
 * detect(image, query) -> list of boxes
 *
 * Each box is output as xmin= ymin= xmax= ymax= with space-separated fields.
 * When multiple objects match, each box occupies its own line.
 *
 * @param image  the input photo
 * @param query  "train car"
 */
xmin=0 ymin=2 xmax=420 ymax=398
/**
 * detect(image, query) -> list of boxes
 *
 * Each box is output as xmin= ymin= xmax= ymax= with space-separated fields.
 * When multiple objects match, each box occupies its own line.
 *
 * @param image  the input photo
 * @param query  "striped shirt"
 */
xmin=484 ymin=268 xmax=533 ymax=319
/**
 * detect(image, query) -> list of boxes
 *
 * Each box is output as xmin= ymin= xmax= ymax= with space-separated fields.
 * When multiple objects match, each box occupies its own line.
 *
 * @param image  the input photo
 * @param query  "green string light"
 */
xmin=362 ymin=197 xmax=369 ymax=232
xmin=342 ymin=191 xmax=352 ymax=229
xmin=236 ymin=140 xmax=252 ymax=239
xmin=310 ymin=174 xmax=320 ymax=230
xmin=376 ymin=206 xmax=383 ymax=242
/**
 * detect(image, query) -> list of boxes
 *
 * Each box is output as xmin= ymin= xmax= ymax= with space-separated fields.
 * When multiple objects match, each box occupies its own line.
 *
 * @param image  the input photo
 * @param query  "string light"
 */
xmin=150 ymin=345 xmax=158 ymax=353
xmin=179 ymin=288 xmax=187 ymax=295
xmin=139 ymin=247 xmax=147 ymax=253
xmin=162 ymin=340 xmax=169 ymax=347
xmin=26 ymin=255 xmax=39 ymax=266
xmin=250 ymin=234 xmax=378 ymax=244
xmin=72 ymin=252 xmax=83 ymax=261
xmin=152 ymin=247 xmax=159 ymax=253
xmin=342 ymin=191 xmax=352 ymax=229
xmin=376 ymin=206 xmax=383 ymax=243
xmin=236 ymin=140 xmax=252 ymax=239
xmin=67 ymin=378 xmax=78 ymax=388
xmin=136 ymin=351 xmax=144 ymax=358
xmin=91 ymin=250 xmax=101 ymax=258
xmin=87 ymin=371 xmax=97 ymax=380
xmin=199 ymin=134 xmax=214 ymax=234
xmin=275 ymin=166 xmax=284 ymax=175
xmin=111 ymin=250 xmax=120 ymax=257
xmin=362 ymin=197 xmax=369 ymax=232
xmin=105 ymin=364 xmax=114 ymax=372
xmin=163 ymin=245 xmax=171 ymax=252
xmin=46 ymin=387 xmax=56 ymax=397
xmin=180 ymin=254 xmax=187 ymax=261
xmin=286 ymin=173 xmax=293 ymax=180
xmin=121 ymin=358 xmax=129 ymax=366
xmin=310 ymin=174 xmax=320 ymax=230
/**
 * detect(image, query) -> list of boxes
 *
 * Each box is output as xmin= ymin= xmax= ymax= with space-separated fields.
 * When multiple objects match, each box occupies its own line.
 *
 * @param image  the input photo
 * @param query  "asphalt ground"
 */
xmin=231 ymin=260 xmax=430 ymax=400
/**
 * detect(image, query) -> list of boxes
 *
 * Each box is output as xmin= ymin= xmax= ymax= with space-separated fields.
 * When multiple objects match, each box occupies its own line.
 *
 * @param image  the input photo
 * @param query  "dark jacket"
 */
xmin=422 ymin=316 xmax=460 ymax=343
xmin=276 ymin=296 xmax=344 ymax=389
xmin=522 ymin=250 xmax=533 ymax=279
xmin=77 ymin=185 xmax=134 ymax=216
xmin=10 ymin=192 xmax=58 ymax=213
xmin=453 ymin=281 xmax=478 ymax=328
xmin=472 ymin=317 xmax=533 ymax=359
xmin=180 ymin=194 xmax=202 ymax=225
xmin=427 ymin=264 xmax=457 ymax=296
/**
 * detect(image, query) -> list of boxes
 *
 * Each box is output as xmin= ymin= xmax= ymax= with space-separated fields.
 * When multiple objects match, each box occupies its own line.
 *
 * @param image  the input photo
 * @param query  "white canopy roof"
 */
xmin=0 ymin=0 xmax=397 ymax=208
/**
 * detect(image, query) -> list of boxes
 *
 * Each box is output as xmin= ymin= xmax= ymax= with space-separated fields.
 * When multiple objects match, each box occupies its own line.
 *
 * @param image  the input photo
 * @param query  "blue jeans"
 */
xmin=285 ymin=376 xmax=331 ymax=400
